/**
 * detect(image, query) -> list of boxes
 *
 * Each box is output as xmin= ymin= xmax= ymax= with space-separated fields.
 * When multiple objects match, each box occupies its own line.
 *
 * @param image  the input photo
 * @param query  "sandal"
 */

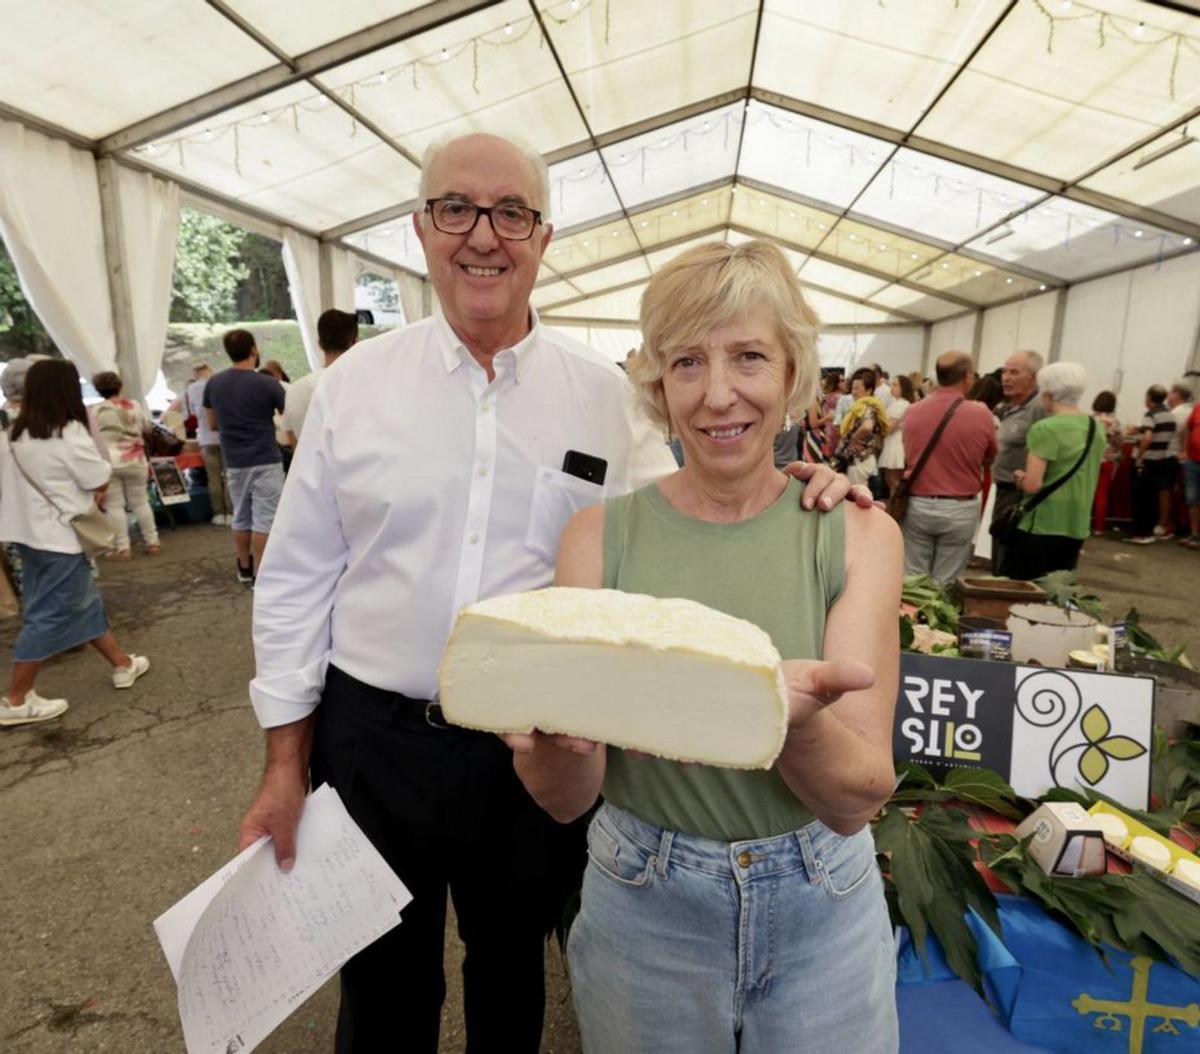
xmin=107 ymin=548 xmax=132 ymax=561
xmin=146 ymin=543 xmax=161 ymax=555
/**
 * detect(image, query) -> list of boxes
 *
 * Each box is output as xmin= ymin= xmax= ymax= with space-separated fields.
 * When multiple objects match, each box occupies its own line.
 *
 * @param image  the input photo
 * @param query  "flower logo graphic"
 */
xmin=1077 ymin=704 xmax=1146 ymax=785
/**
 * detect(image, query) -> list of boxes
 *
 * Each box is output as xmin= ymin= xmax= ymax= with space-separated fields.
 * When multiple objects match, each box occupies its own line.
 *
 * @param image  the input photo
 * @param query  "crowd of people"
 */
xmin=0 ymin=129 xmax=1196 ymax=1054
xmin=778 ymin=351 xmax=1199 ymax=585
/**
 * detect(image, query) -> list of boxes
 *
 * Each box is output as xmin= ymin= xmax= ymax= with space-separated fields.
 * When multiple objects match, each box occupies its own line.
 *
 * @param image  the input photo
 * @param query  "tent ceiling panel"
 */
xmin=915 ymin=1 xmax=1200 ymax=181
xmin=801 ymin=290 xmax=903 ymax=327
xmin=789 ymin=257 xmax=888 ymax=299
xmin=852 ymin=146 xmax=1044 ymax=246
xmin=868 ymin=285 xmax=968 ymax=321
xmin=601 ymin=103 xmax=743 ymax=210
xmin=730 ymin=189 xmax=841 ymax=252
xmin=543 ymin=283 xmax=647 ymax=320
xmin=343 ymin=214 xmax=427 ymax=273
xmin=570 ymin=257 xmax=652 ymax=294
xmin=644 ymin=230 xmax=733 ymax=272
xmin=531 ymin=279 xmax=575 ymax=308
xmin=0 ymin=1 xmax=277 ymax=138
xmin=548 ymin=151 xmax=621 ymax=228
xmin=537 ymin=0 xmax=759 ymax=135
xmin=908 ymin=251 xmax=1046 ymax=305
xmin=223 ymin=1 xmax=430 ymax=58
xmin=753 ymin=0 xmax=1007 ymax=129
xmin=1081 ymin=129 xmax=1200 ymax=226
xmin=127 ymin=82 xmax=421 ymax=229
xmin=739 ymin=102 xmax=888 ymax=209
xmin=961 ymin=195 xmax=1184 ymax=282
xmin=317 ymin=0 xmax=586 ymax=155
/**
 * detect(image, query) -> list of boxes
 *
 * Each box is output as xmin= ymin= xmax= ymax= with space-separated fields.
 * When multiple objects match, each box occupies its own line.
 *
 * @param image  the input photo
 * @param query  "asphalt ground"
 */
xmin=1 ymin=522 xmax=1194 ymax=1052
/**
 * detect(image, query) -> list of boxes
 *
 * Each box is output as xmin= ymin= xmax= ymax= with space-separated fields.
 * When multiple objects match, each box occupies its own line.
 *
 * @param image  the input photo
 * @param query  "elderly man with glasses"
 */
xmin=237 ymin=132 xmax=866 ymax=1054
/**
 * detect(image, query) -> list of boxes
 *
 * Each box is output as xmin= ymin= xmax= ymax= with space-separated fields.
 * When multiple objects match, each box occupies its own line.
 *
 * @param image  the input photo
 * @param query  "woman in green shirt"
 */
xmin=504 ymin=241 xmax=902 ymax=1053
xmin=1003 ymin=362 xmax=1105 ymax=581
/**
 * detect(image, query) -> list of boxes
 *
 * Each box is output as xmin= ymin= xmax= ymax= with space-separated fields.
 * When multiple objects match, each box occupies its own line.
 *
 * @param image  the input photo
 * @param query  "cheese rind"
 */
xmin=1172 ymin=858 xmax=1200 ymax=890
xmin=438 ymin=587 xmax=790 ymax=769
xmin=1090 ymin=813 xmax=1129 ymax=849
xmin=1129 ymin=835 xmax=1171 ymax=870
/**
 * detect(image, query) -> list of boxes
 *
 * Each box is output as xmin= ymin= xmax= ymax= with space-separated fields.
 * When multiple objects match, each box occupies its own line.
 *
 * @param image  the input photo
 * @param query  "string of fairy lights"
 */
xmin=132 ymin=0 xmax=1199 ymax=293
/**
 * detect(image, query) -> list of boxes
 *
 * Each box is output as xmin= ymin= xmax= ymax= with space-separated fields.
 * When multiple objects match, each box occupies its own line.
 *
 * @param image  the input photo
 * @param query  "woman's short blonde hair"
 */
xmin=629 ymin=239 xmax=821 ymax=432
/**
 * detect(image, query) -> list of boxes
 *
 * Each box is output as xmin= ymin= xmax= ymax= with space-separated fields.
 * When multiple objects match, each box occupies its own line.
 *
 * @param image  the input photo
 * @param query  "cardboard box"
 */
xmin=1088 ymin=802 xmax=1200 ymax=905
xmin=1015 ymin=802 xmax=1106 ymax=877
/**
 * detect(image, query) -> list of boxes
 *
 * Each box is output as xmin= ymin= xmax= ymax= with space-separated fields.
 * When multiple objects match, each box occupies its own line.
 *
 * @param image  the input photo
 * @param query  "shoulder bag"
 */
xmin=990 ymin=416 xmax=1096 ymax=542
xmin=885 ymin=397 xmax=965 ymax=523
xmin=9 ymin=441 xmax=117 ymax=558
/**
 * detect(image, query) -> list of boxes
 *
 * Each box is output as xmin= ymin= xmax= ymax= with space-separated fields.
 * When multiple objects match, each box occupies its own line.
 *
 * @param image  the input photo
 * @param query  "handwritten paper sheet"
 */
xmin=154 ymin=784 xmax=411 ymax=1054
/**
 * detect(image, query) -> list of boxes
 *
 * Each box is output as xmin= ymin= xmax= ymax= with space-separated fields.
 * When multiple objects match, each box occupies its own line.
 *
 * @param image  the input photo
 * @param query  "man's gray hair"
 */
xmin=1171 ymin=380 xmax=1194 ymax=401
xmin=1 ymin=357 xmax=32 ymax=400
xmin=1016 ymin=349 xmax=1045 ymax=375
xmin=1036 ymin=361 xmax=1087 ymax=406
xmin=417 ymin=133 xmax=552 ymax=221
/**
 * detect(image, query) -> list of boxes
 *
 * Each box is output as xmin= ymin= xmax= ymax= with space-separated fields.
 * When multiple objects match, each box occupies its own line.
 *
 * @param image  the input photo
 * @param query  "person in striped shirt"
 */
xmin=1129 ymin=384 xmax=1178 ymax=544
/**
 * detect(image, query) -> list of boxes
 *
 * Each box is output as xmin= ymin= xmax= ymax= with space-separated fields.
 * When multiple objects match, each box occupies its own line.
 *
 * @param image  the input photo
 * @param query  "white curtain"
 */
xmin=398 ymin=272 xmax=427 ymax=324
xmin=0 ymin=119 xmax=117 ymax=376
xmin=116 ymin=166 xmax=179 ymax=397
xmin=328 ymin=246 xmax=362 ymax=316
xmin=282 ymin=228 xmax=322 ymax=371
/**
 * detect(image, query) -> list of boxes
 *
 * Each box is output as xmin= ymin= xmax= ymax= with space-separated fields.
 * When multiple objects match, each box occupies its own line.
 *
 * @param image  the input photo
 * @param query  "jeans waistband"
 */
xmin=325 ymin=664 xmax=452 ymax=730
xmin=598 ymin=801 xmax=832 ymax=882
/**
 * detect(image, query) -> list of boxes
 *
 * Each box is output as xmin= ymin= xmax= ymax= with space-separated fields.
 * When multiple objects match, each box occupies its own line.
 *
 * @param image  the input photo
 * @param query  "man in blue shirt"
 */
xmin=203 ymin=329 xmax=285 ymax=583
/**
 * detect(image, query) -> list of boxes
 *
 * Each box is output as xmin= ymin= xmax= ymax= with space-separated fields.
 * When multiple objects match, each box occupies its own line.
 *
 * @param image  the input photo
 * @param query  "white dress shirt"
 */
xmin=281 ymin=369 xmax=320 ymax=441
xmin=0 ymin=421 xmax=113 ymax=554
xmin=250 ymin=312 xmax=676 ymax=728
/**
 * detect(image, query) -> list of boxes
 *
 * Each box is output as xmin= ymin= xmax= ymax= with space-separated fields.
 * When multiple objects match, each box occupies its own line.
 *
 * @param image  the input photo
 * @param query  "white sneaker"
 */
xmin=211 ymin=514 xmax=230 ymax=527
xmin=0 ymin=691 xmax=69 ymax=726
xmin=112 ymin=654 xmax=150 ymax=689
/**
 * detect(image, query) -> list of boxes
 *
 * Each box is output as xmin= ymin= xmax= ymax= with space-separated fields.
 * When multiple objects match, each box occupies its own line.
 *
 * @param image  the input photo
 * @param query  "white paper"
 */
xmin=154 ymin=784 xmax=412 ymax=1054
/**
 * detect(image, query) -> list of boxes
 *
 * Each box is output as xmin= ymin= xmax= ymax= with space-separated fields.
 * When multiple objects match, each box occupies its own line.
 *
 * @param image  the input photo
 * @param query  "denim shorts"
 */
xmin=226 ymin=462 xmax=284 ymax=533
xmin=567 ymin=802 xmax=898 ymax=1053
xmin=1184 ymin=460 xmax=1200 ymax=506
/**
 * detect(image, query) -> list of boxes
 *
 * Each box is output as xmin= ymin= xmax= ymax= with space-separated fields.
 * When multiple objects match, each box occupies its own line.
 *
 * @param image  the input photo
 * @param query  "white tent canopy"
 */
xmin=1 ymin=0 xmax=1199 ymax=413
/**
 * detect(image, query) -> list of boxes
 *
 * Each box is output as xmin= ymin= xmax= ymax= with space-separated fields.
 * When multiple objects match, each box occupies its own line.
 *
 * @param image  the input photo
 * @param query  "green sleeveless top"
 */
xmin=601 ymin=477 xmax=845 ymax=842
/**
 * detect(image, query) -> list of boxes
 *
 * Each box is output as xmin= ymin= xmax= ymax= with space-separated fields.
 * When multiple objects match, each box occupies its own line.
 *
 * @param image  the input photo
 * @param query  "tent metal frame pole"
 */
xmin=1048 ymin=288 xmax=1069 ymax=364
xmin=538 ymin=250 xmax=926 ymax=324
xmin=0 ymin=101 xmax=96 ymax=152
xmin=920 ymin=324 xmax=932 ymax=378
xmin=970 ymin=310 xmax=985 ymax=367
xmin=750 ymin=89 xmax=1200 ymax=244
xmin=728 ymin=223 xmax=976 ymax=310
xmin=95 ymin=157 xmax=146 ymax=402
xmin=98 ymin=0 xmax=503 ymax=155
xmin=540 ymin=316 xmax=923 ymax=334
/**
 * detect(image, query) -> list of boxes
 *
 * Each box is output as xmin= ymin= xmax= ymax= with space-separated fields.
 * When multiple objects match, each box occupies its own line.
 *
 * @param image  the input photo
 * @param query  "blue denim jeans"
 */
xmin=568 ymin=802 xmax=898 ymax=1053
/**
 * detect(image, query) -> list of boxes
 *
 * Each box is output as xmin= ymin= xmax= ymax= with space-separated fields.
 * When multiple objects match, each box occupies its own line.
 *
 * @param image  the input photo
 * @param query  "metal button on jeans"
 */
xmin=738 ymin=851 xmax=753 ymax=868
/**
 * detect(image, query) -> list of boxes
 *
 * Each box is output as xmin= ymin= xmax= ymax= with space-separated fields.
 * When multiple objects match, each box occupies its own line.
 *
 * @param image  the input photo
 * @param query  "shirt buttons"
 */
xmin=468 ymin=532 xmax=480 ymax=545
xmin=476 ymin=465 xmax=487 ymax=478
xmin=737 ymin=851 xmax=752 ymax=868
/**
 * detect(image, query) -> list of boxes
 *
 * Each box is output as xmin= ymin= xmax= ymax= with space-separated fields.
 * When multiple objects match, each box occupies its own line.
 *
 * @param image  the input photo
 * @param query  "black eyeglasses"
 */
xmin=424 ymin=198 xmax=543 ymax=241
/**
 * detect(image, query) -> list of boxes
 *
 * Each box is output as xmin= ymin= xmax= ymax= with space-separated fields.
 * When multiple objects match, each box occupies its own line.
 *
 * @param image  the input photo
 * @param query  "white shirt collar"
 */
xmin=434 ymin=306 xmax=542 ymax=383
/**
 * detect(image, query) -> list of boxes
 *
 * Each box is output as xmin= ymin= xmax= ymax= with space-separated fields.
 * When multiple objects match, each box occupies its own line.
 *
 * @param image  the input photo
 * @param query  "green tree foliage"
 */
xmin=236 ymin=232 xmax=293 ymax=321
xmin=359 ymin=272 xmax=400 ymax=313
xmin=0 ymin=238 xmax=53 ymax=354
xmin=171 ymin=208 xmax=249 ymax=324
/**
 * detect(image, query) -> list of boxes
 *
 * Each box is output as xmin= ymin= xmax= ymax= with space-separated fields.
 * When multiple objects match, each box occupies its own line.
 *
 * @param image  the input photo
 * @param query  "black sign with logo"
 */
xmin=893 ymin=653 xmax=1017 ymax=778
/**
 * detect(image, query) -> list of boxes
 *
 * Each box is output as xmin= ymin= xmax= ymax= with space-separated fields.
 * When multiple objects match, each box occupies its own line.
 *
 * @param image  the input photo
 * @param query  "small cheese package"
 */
xmin=437 ymin=587 xmax=790 ymax=769
xmin=1015 ymin=802 xmax=1107 ymax=878
xmin=1089 ymin=802 xmax=1200 ymax=905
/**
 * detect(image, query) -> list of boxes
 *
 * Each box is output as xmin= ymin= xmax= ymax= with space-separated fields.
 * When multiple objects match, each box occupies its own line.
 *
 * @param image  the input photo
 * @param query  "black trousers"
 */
xmin=310 ymin=666 xmax=587 ymax=1054
xmin=1000 ymin=529 xmax=1084 ymax=580
xmin=990 ymin=482 xmax=1020 ymax=575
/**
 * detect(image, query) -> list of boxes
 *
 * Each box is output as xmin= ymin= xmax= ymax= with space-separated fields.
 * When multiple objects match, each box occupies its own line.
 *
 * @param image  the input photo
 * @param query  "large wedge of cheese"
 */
xmin=437 ymin=587 xmax=789 ymax=769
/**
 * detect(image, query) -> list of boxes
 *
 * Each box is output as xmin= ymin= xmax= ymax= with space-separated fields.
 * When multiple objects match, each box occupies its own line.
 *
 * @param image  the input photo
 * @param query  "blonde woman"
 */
xmin=505 ymin=241 xmax=901 ymax=1053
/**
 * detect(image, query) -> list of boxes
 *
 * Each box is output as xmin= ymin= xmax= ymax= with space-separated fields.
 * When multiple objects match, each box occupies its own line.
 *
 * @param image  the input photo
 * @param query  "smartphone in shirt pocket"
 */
xmin=524 ymin=453 xmax=608 ymax=565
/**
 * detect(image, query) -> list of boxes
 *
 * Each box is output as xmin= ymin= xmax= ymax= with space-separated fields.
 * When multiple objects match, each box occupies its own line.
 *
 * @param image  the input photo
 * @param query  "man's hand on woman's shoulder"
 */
xmin=783 ymin=461 xmax=877 ymax=511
